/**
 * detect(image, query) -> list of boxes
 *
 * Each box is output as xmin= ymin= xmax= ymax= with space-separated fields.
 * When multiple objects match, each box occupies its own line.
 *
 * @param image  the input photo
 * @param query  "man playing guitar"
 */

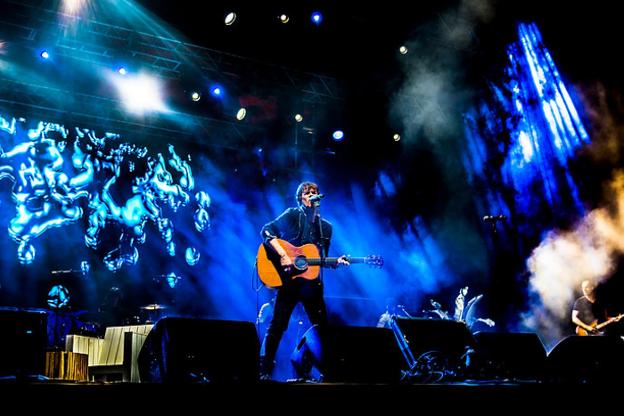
xmin=572 ymin=280 xmax=623 ymax=336
xmin=572 ymin=280 xmax=601 ymax=335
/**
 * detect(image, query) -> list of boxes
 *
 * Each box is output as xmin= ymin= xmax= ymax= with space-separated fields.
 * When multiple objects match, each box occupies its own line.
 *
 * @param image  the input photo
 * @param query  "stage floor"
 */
xmin=0 ymin=378 xmax=609 ymax=411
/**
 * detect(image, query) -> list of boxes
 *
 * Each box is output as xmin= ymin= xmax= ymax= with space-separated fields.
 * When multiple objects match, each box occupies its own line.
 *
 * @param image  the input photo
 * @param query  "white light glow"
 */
xmin=225 ymin=12 xmax=237 ymax=26
xmin=110 ymin=72 xmax=168 ymax=115
xmin=236 ymin=108 xmax=247 ymax=120
xmin=332 ymin=130 xmax=344 ymax=141
xmin=62 ymin=0 xmax=86 ymax=15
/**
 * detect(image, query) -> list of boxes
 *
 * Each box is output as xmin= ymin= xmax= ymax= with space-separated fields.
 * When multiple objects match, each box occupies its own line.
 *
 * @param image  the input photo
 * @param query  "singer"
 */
xmin=258 ymin=181 xmax=349 ymax=380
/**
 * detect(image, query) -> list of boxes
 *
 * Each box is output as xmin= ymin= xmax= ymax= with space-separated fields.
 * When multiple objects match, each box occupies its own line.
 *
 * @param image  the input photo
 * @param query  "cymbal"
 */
xmin=140 ymin=304 xmax=168 ymax=311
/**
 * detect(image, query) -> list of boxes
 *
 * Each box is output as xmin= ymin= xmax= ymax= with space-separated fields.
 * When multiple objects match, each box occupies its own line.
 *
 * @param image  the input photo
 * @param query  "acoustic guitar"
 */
xmin=256 ymin=238 xmax=383 ymax=288
xmin=576 ymin=313 xmax=624 ymax=336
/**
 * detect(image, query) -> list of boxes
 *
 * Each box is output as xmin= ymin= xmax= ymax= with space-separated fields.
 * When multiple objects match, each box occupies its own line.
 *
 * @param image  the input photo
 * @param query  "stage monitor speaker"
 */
xmin=473 ymin=332 xmax=546 ymax=381
xmin=393 ymin=318 xmax=476 ymax=364
xmin=546 ymin=335 xmax=624 ymax=383
xmin=0 ymin=308 xmax=48 ymax=378
xmin=138 ymin=317 xmax=259 ymax=383
xmin=291 ymin=325 xmax=403 ymax=383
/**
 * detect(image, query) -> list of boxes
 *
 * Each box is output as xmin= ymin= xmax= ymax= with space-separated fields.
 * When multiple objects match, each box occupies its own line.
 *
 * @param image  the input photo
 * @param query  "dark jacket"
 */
xmin=261 ymin=206 xmax=333 ymax=257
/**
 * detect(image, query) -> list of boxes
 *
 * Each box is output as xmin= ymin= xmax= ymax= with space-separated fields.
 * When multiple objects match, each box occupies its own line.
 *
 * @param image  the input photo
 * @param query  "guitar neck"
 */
xmin=308 ymin=257 xmax=368 ymax=267
xmin=596 ymin=314 xmax=624 ymax=330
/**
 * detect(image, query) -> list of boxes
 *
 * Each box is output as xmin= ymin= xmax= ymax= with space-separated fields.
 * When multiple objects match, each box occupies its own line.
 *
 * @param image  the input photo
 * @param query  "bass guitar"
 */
xmin=576 ymin=313 xmax=624 ymax=336
xmin=256 ymin=238 xmax=383 ymax=288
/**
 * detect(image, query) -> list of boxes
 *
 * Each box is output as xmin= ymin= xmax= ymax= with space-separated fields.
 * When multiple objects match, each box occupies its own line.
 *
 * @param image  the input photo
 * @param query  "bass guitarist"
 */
xmin=258 ymin=181 xmax=349 ymax=380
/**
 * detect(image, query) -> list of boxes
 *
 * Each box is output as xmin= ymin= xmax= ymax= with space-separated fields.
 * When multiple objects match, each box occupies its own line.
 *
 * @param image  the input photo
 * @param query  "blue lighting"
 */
xmin=311 ymin=11 xmax=323 ymax=25
xmin=0 ymin=115 xmax=210 ymax=270
xmin=210 ymin=84 xmax=223 ymax=97
xmin=332 ymin=130 xmax=344 ymax=141
xmin=40 ymin=50 xmax=50 ymax=59
xmin=463 ymin=22 xmax=590 ymax=228
xmin=47 ymin=285 xmax=70 ymax=308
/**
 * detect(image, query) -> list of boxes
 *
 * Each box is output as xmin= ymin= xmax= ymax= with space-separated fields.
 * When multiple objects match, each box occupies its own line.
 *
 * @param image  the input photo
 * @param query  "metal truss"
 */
xmin=0 ymin=76 xmax=258 ymax=150
xmin=0 ymin=0 xmax=345 ymax=105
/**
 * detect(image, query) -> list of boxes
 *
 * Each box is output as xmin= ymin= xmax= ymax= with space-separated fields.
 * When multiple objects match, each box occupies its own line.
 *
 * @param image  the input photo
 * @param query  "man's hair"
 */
xmin=295 ymin=181 xmax=319 ymax=206
xmin=581 ymin=280 xmax=596 ymax=293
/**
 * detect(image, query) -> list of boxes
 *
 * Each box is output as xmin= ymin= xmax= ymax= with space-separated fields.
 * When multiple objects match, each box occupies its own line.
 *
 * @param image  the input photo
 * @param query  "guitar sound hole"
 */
xmin=294 ymin=256 xmax=308 ymax=271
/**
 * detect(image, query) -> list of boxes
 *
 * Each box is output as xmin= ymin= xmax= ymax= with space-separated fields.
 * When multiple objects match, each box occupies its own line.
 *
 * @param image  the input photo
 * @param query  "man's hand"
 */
xmin=279 ymin=253 xmax=293 ymax=270
xmin=337 ymin=255 xmax=350 ymax=266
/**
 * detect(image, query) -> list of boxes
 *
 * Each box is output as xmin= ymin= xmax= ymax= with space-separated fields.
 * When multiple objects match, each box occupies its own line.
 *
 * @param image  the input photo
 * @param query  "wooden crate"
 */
xmin=45 ymin=351 xmax=89 ymax=381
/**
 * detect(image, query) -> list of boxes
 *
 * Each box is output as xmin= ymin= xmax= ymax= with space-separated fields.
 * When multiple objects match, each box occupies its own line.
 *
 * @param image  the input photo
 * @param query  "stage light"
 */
xmin=40 ymin=49 xmax=50 ymax=59
xmin=191 ymin=91 xmax=201 ymax=102
xmin=210 ymin=84 xmax=223 ymax=97
xmin=62 ymin=0 xmax=85 ymax=14
xmin=279 ymin=14 xmax=290 ymax=23
xmin=294 ymin=113 xmax=303 ymax=122
xmin=393 ymin=133 xmax=401 ymax=141
xmin=332 ymin=130 xmax=344 ymax=141
xmin=311 ymin=12 xmax=323 ymax=25
xmin=117 ymin=66 xmax=127 ymax=75
xmin=224 ymin=12 xmax=237 ymax=26
xmin=399 ymin=46 xmax=408 ymax=55
xmin=111 ymin=72 xmax=167 ymax=114
xmin=236 ymin=107 xmax=247 ymax=120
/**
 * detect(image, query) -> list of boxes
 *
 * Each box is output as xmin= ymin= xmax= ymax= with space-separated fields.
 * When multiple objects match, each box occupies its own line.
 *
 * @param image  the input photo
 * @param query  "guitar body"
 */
xmin=575 ymin=324 xmax=595 ymax=336
xmin=256 ymin=239 xmax=321 ymax=288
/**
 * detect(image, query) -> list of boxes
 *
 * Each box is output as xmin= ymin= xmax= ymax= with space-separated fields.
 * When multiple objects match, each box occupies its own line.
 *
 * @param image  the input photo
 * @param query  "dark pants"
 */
xmin=260 ymin=279 xmax=327 ymax=375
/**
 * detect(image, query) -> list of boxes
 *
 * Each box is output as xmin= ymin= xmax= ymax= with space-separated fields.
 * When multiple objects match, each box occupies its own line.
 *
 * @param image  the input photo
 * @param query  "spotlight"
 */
xmin=191 ymin=91 xmax=201 ymax=102
xmin=294 ymin=113 xmax=303 ymax=122
xmin=236 ymin=107 xmax=247 ymax=120
xmin=117 ymin=66 xmax=127 ymax=75
xmin=62 ymin=0 xmax=86 ymax=15
xmin=279 ymin=14 xmax=290 ymax=23
xmin=111 ymin=72 xmax=167 ymax=114
xmin=393 ymin=133 xmax=401 ymax=141
xmin=311 ymin=11 xmax=323 ymax=25
xmin=40 ymin=49 xmax=50 ymax=59
xmin=224 ymin=12 xmax=237 ymax=26
xmin=399 ymin=45 xmax=408 ymax=55
xmin=332 ymin=130 xmax=344 ymax=141
xmin=210 ymin=84 xmax=223 ymax=97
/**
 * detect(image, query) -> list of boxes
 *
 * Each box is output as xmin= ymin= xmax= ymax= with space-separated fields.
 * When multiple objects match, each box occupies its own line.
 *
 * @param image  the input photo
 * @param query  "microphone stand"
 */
xmin=312 ymin=199 xmax=325 ymax=282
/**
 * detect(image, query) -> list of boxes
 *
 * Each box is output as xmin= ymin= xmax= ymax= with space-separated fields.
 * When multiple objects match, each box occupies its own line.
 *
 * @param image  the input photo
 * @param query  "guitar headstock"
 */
xmin=365 ymin=255 xmax=384 ymax=268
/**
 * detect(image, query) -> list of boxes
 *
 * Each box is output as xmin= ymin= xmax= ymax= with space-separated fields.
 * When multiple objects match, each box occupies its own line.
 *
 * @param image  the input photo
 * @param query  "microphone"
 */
xmin=482 ymin=214 xmax=507 ymax=222
xmin=309 ymin=194 xmax=324 ymax=202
